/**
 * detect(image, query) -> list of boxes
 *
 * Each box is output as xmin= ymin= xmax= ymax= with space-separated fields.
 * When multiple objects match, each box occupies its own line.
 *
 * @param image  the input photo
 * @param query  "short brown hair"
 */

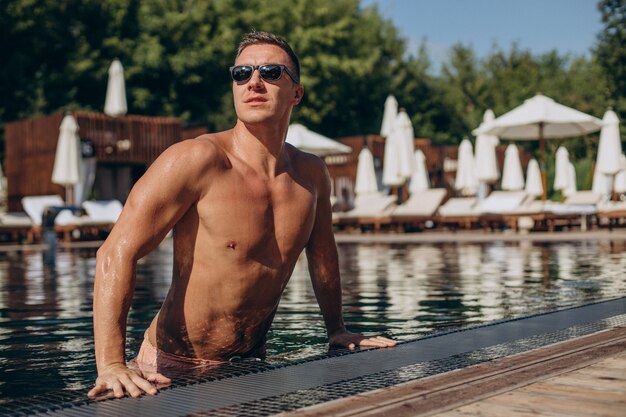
xmin=236 ymin=31 xmax=300 ymax=82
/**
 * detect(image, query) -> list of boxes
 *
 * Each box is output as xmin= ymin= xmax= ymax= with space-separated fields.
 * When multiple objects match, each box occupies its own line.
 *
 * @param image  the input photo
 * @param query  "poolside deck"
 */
xmin=441 ymin=350 xmax=626 ymax=417
xmin=280 ymin=326 xmax=626 ymax=417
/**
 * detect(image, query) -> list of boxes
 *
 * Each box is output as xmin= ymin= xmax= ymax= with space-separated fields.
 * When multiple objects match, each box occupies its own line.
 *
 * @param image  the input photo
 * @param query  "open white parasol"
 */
xmin=286 ymin=124 xmax=351 ymax=156
xmin=477 ymin=94 xmax=602 ymax=199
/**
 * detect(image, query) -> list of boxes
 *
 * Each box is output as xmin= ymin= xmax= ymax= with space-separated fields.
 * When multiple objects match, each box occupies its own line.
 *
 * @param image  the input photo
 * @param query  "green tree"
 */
xmin=392 ymin=42 xmax=458 ymax=144
xmin=440 ymin=44 xmax=488 ymax=141
xmin=596 ymin=0 xmax=626 ymax=119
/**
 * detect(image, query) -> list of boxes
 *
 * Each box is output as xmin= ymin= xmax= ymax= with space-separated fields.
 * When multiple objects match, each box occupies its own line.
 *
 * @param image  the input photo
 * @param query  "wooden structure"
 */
xmin=4 ymin=111 xmax=182 ymax=211
xmin=325 ymin=135 xmax=384 ymax=204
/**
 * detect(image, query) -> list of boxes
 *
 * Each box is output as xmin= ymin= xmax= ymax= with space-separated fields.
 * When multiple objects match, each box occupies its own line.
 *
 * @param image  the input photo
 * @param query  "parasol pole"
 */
xmin=66 ymin=185 xmax=74 ymax=205
xmin=539 ymin=122 xmax=547 ymax=201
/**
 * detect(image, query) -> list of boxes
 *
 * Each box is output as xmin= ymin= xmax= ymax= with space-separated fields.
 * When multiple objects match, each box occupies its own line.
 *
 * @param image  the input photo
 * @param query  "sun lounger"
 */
xmin=336 ymin=193 xmax=396 ymax=231
xmin=562 ymin=191 xmax=605 ymax=206
xmin=544 ymin=191 xmax=604 ymax=231
xmin=81 ymin=200 xmax=123 ymax=224
xmin=21 ymin=195 xmax=85 ymax=242
xmin=436 ymin=197 xmax=480 ymax=230
xmin=0 ymin=212 xmax=34 ymax=243
xmin=438 ymin=191 xmax=543 ymax=231
xmin=78 ymin=200 xmax=124 ymax=238
xmin=596 ymin=200 xmax=626 ymax=229
xmin=475 ymin=191 xmax=547 ymax=231
xmin=391 ymin=188 xmax=447 ymax=231
xmin=476 ymin=191 xmax=529 ymax=214
xmin=499 ymin=200 xmax=549 ymax=231
xmin=22 ymin=195 xmax=83 ymax=226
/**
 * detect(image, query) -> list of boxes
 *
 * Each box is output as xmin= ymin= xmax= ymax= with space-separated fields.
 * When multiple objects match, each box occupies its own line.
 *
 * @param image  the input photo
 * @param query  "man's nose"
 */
xmin=247 ymin=69 xmax=264 ymax=89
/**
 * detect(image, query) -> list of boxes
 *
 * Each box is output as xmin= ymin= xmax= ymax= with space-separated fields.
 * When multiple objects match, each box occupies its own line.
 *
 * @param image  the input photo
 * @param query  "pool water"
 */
xmin=0 ymin=239 xmax=625 ymax=404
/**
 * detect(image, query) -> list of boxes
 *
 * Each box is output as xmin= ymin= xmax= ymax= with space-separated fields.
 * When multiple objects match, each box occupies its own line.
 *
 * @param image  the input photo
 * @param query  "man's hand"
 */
xmin=328 ymin=328 xmax=397 ymax=350
xmin=87 ymin=363 xmax=171 ymax=399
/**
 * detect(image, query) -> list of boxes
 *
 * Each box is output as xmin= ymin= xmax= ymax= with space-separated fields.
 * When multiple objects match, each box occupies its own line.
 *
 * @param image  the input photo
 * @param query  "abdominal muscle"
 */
xmin=146 ymin=229 xmax=299 ymax=361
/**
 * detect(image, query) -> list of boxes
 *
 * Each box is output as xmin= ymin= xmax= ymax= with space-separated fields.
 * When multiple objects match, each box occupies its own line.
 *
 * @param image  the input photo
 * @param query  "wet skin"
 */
xmin=89 ymin=43 xmax=395 ymax=399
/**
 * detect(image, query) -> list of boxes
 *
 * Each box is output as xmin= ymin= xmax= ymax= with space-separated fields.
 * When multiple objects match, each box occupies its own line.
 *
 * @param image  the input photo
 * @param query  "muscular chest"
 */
xmin=196 ymin=170 xmax=317 ymax=257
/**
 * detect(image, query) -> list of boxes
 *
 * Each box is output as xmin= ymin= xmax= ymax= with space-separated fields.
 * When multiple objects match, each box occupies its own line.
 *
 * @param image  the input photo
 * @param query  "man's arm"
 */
xmin=88 ymin=139 xmax=216 ymax=399
xmin=305 ymin=158 xmax=396 ymax=350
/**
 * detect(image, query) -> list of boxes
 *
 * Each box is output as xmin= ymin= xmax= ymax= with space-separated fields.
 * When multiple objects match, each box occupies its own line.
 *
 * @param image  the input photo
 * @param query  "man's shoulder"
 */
xmin=285 ymin=143 xmax=326 ymax=171
xmin=178 ymin=132 xmax=227 ymax=153
xmin=166 ymin=132 xmax=230 ymax=168
xmin=285 ymin=144 xmax=329 ymax=186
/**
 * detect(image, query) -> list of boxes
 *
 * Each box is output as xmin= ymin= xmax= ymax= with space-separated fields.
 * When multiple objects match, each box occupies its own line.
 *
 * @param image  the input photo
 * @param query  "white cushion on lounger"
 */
xmin=437 ymin=198 xmax=478 ymax=217
xmin=82 ymin=200 xmax=124 ymax=224
xmin=477 ymin=191 xmax=528 ymax=214
xmin=392 ymin=188 xmax=447 ymax=217
xmin=21 ymin=195 xmax=82 ymax=226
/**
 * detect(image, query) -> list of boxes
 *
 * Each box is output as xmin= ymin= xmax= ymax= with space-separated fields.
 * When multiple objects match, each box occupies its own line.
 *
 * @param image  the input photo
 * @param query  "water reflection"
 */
xmin=0 ymin=240 xmax=624 ymax=404
xmin=277 ymin=240 xmax=626 ymax=348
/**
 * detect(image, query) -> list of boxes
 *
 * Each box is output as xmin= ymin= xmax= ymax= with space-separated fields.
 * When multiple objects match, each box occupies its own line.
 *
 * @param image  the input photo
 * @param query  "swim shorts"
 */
xmin=131 ymin=332 xmax=223 ymax=373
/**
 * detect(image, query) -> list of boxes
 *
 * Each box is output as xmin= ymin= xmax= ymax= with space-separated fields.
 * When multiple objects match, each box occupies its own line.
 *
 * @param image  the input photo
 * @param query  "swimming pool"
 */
xmin=0 ymin=239 xmax=625 ymax=408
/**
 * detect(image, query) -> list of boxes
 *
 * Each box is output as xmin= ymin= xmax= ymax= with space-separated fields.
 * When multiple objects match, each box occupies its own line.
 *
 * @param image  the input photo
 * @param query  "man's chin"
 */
xmin=239 ymin=114 xmax=277 ymax=126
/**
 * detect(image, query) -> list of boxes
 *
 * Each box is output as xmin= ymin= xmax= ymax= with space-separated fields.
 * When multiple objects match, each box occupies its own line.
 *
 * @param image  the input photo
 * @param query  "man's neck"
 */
xmin=231 ymin=120 xmax=290 ymax=177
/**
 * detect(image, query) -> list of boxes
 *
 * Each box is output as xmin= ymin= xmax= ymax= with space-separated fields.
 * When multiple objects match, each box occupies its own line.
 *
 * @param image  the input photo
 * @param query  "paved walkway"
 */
xmin=438 ymin=350 xmax=626 ymax=416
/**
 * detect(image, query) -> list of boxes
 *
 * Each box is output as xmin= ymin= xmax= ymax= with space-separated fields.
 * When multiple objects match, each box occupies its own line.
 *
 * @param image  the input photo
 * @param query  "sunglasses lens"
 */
xmin=259 ymin=65 xmax=283 ymax=80
xmin=231 ymin=66 xmax=253 ymax=82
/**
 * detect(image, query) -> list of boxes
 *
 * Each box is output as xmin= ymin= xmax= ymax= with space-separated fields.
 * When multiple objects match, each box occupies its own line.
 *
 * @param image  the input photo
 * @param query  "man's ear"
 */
xmin=293 ymin=84 xmax=304 ymax=105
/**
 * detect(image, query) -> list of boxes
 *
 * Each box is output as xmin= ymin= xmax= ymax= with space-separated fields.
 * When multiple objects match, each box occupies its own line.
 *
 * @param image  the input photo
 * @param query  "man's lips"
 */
xmin=245 ymin=97 xmax=268 ymax=103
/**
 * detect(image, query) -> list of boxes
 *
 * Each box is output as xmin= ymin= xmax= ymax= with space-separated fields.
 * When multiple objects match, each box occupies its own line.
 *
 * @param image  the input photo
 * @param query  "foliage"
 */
xmin=595 ymin=0 xmax=626 ymax=122
xmin=0 ymin=0 xmax=622 ymax=170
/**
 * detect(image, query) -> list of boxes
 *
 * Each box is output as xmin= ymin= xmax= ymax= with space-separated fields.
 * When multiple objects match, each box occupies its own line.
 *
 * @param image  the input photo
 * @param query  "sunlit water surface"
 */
xmin=0 ymin=239 xmax=625 ymax=403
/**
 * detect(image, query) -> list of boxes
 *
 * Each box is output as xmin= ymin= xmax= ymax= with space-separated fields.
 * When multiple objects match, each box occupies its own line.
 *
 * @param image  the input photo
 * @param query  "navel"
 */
xmin=226 ymin=241 xmax=237 ymax=250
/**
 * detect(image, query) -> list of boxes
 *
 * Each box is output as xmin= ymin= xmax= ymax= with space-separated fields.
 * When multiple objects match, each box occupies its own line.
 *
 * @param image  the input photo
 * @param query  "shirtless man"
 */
xmin=88 ymin=31 xmax=396 ymax=399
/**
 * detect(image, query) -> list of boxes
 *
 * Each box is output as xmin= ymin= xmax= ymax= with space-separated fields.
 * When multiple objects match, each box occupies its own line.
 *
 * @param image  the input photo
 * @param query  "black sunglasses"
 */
xmin=229 ymin=64 xmax=299 ymax=84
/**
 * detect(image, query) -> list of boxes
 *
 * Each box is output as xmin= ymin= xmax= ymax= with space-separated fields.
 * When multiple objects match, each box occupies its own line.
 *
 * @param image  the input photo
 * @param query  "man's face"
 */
xmin=232 ymin=44 xmax=303 ymax=126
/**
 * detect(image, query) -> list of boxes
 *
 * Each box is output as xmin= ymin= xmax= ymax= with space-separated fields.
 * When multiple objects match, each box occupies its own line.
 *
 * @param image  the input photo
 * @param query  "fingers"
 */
xmin=112 ymin=381 xmax=126 ymax=398
xmin=145 ymin=372 xmax=172 ymax=384
xmin=356 ymin=336 xmax=397 ymax=348
xmin=87 ymin=370 xmax=165 ymax=399
xmin=330 ymin=330 xmax=397 ymax=351
xmin=373 ymin=336 xmax=397 ymax=346
xmin=87 ymin=382 xmax=108 ymax=399
xmin=118 ymin=374 xmax=153 ymax=398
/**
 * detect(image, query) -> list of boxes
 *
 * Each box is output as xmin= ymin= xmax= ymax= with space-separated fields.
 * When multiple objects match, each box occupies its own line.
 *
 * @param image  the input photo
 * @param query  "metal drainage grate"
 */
xmin=196 ymin=314 xmax=626 ymax=417
xmin=10 ymin=297 xmax=626 ymax=417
